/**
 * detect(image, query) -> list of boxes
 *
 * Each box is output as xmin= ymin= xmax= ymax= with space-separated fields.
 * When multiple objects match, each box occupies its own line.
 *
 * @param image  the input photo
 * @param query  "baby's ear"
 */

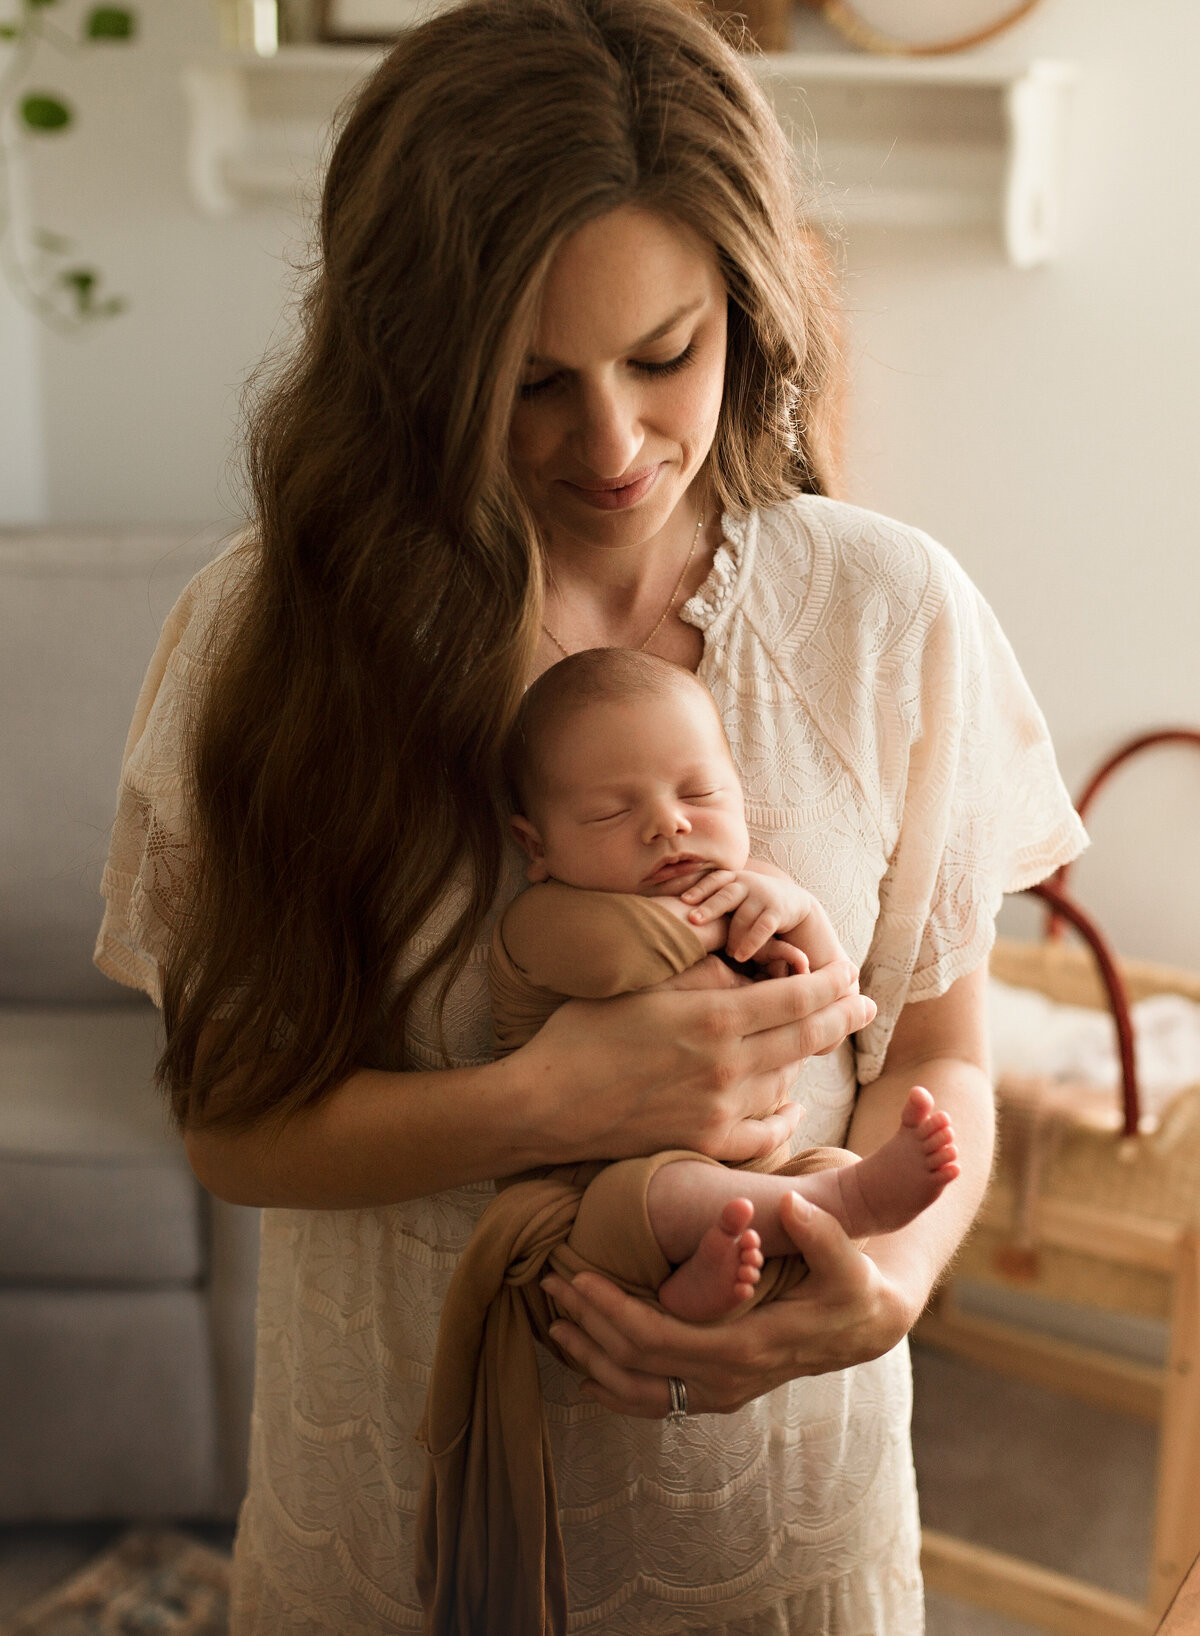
xmin=509 ymin=815 xmax=550 ymax=882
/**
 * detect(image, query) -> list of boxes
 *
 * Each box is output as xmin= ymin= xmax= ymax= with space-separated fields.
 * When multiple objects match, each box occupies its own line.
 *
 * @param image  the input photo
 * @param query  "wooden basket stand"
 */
xmin=917 ymin=729 xmax=1200 ymax=1636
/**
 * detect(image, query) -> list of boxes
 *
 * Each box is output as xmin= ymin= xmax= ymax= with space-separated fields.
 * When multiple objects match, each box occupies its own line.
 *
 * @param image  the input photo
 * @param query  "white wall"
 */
xmin=18 ymin=0 xmax=301 ymax=526
xmin=0 ymin=285 xmax=47 ymax=524
xmin=12 ymin=0 xmax=1200 ymax=966
xmin=801 ymin=0 xmax=1200 ymax=969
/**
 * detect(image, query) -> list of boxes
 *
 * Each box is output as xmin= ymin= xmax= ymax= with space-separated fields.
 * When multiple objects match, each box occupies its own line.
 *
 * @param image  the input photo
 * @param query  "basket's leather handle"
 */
xmin=1025 ymin=726 xmax=1200 ymax=1138
xmin=1022 ymin=879 xmax=1140 ymax=1138
xmin=1047 ymin=727 xmax=1200 ymax=928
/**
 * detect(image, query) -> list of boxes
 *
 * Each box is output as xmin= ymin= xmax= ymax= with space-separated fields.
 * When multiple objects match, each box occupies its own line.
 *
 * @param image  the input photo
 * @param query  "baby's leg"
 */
xmin=649 ymin=1087 xmax=958 ymax=1321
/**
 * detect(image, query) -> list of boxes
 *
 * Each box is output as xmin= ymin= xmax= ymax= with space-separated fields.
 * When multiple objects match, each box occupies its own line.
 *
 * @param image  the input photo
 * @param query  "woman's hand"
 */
xmin=540 ymin=966 xmax=994 ymax=1415
xmin=512 ymin=957 xmax=875 ymax=1167
xmin=541 ymin=1190 xmax=920 ymax=1415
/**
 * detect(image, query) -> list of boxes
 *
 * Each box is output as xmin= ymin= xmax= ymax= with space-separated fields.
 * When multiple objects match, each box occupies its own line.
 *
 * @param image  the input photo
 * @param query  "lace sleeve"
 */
xmin=855 ymin=537 xmax=1088 ymax=1084
xmin=93 ymin=539 xmax=249 ymax=1006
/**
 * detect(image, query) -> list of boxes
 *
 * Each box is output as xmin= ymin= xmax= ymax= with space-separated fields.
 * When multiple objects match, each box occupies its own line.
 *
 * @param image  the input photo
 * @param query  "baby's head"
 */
xmin=506 ymin=649 xmax=750 ymax=896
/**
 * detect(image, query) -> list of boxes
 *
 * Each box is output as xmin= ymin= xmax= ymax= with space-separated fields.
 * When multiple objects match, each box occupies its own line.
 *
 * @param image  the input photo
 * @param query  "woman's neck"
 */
xmin=540 ymin=504 xmax=721 ymax=656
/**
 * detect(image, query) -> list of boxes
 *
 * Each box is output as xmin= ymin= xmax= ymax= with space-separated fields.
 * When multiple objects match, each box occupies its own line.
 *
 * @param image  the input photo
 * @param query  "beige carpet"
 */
xmin=913 ymin=1342 xmax=1157 ymax=1635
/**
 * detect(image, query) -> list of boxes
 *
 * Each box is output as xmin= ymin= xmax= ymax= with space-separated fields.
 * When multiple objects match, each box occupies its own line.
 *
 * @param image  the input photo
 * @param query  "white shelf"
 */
xmin=182 ymin=48 xmax=1076 ymax=267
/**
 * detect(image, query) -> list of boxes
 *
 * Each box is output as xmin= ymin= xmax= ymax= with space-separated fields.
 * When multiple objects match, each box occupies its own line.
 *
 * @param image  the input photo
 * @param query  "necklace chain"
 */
xmin=542 ymin=510 xmax=704 ymax=660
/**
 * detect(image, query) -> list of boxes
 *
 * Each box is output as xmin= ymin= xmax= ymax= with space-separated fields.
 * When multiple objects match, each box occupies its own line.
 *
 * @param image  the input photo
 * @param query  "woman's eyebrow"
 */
xmin=526 ymin=297 xmax=706 ymax=368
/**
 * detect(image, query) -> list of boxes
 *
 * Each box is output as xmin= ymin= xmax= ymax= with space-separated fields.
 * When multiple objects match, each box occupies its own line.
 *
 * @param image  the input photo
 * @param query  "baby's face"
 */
xmin=511 ymin=686 xmax=750 ymax=896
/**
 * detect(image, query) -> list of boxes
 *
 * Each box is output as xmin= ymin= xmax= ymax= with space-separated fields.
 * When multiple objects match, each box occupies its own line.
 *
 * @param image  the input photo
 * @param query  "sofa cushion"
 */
xmin=0 ymin=1005 xmax=203 ymax=1285
xmin=0 ymin=1287 xmax=220 ymax=1519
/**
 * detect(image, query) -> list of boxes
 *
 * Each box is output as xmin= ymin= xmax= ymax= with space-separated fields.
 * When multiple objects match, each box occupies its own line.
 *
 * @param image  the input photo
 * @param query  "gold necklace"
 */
xmin=542 ymin=509 xmax=704 ymax=660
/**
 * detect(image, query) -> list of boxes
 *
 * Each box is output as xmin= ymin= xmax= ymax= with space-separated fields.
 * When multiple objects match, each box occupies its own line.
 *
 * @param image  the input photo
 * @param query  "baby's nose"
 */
xmin=644 ymin=803 xmax=692 ymax=841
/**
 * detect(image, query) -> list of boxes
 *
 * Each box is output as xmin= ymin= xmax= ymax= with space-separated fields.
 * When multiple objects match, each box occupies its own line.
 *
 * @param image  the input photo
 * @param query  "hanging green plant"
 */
xmin=0 ymin=0 xmax=138 ymax=334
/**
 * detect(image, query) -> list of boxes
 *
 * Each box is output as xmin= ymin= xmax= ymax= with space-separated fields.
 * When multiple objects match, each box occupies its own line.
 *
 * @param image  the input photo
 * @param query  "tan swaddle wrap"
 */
xmin=415 ymin=882 xmax=855 ymax=1635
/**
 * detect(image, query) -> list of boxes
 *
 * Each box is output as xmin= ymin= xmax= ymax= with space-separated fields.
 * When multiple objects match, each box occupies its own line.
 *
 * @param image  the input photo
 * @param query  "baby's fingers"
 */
xmin=728 ymin=905 xmax=781 ymax=962
xmin=686 ymin=877 xmax=749 ymax=923
xmin=681 ymin=870 xmax=736 ymax=905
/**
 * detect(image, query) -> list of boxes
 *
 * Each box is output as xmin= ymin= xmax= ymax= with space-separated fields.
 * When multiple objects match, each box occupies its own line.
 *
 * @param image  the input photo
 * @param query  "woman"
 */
xmin=94 ymin=0 xmax=1086 ymax=1629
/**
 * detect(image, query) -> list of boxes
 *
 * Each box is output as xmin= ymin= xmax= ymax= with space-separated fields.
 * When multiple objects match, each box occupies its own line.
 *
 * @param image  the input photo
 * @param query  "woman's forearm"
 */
xmin=845 ymin=1052 xmax=994 ymax=1315
xmin=184 ymin=1052 xmax=555 ymax=1209
xmin=184 ymin=960 xmax=868 ymax=1211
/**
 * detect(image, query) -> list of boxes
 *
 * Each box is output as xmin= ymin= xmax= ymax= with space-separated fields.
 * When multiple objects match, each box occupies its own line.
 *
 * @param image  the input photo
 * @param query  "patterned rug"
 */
xmin=1 ymin=1530 xmax=230 ymax=1636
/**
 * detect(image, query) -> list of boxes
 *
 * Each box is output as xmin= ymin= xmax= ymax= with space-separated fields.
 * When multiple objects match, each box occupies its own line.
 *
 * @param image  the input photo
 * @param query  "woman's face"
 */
xmin=508 ymin=205 xmax=728 ymax=553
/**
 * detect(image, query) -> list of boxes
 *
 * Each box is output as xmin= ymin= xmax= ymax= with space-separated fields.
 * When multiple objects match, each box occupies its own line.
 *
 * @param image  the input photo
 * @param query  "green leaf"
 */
xmin=21 ymin=94 xmax=73 ymax=131
xmin=85 ymin=7 xmax=135 ymax=39
xmin=61 ymin=266 xmax=97 ymax=313
xmin=33 ymin=228 xmax=74 ymax=253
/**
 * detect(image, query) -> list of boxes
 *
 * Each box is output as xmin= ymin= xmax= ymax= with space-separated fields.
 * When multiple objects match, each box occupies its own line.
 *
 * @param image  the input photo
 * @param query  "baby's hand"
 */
xmin=680 ymin=869 xmax=816 ymax=964
xmin=757 ymin=938 xmax=810 ymax=980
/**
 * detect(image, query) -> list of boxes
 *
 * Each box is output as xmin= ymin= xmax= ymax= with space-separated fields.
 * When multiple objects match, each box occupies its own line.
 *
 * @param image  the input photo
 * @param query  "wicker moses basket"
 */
xmin=917 ymin=729 xmax=1200 ymax=1636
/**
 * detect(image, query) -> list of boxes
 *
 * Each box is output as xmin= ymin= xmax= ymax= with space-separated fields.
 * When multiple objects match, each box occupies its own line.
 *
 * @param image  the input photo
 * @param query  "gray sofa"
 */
xmin=0 ymin=526 xmax=259 ymax=1521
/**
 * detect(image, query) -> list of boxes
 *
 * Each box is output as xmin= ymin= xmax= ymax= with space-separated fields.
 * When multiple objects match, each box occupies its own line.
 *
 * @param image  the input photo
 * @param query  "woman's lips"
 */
xmin=561 ymin=464 xmax=662 ymax=511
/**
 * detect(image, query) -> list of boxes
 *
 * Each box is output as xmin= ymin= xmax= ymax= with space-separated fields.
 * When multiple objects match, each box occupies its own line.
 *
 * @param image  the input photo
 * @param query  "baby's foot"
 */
xmin=658 ymin=1198 xmax=764 ymax=1322
xmin=821 ymin=1085 xmax=959 ymax=1240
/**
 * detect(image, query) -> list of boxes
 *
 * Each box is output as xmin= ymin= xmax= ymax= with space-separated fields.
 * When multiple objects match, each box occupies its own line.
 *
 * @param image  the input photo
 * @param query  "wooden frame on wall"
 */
xmin=319 ymin=0 xmax=439 ymax=43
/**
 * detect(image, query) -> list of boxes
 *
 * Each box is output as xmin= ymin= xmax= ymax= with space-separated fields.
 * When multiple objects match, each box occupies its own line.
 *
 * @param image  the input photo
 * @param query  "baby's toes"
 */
xmin=901 ymin=1085 xmax=935 ymax=1127
xmin=921 ymin=1119 xmax=956 ymax=1154
xmin=719 ymin=1198 xmax=755 ymax=1236
xmin=918 ymin=1110 xmax=953 ymax=1144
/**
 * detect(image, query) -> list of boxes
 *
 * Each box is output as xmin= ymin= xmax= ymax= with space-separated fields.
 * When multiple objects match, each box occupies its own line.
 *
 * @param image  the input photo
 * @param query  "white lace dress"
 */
xmin=94 ymin=494 xmax=1087 ymax=1634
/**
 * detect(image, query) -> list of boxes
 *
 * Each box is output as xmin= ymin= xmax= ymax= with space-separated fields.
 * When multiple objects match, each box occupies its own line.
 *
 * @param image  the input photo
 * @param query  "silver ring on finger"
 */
xmin=666 ymin=1375 xmax=689 ymax=1425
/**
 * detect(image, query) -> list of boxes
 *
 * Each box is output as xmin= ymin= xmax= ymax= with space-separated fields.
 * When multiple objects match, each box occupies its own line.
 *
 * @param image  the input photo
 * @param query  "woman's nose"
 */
xmin=573 ymin=378 xmax=642 ymax=478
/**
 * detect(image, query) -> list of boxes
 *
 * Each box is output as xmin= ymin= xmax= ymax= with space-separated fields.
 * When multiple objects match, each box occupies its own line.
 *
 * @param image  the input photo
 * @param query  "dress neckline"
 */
xmin=679 ymin=506 xmax=753 ymax=634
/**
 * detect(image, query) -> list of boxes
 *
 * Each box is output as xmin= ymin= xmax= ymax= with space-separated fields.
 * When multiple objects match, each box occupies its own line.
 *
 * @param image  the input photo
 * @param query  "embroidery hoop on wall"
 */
xmin=804 ymin=0 xmax=1045 ymax=56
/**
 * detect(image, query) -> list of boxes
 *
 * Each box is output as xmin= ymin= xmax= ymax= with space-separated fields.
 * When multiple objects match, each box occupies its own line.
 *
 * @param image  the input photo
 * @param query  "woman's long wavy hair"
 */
xmin=160 ymin=0 xmax=841 ymax=1132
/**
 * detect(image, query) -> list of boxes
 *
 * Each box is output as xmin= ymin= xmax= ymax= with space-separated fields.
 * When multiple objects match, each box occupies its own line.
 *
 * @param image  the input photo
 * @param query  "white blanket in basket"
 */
xmin=988 ymin=979 xmax=1200 ymax=1133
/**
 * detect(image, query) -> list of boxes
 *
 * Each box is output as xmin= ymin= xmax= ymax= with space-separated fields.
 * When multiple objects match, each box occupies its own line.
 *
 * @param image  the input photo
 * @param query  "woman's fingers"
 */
xmin=550 ymin=1323 xmax=667 ymax=1417
xmin=542 ymin=1272 xmax=669 ymax=1406
xmin=721 ymin=1098 xmax=803 ymax=1162
xmin=544 ymin=1270 xmax=760 ymax=1412
xmin=776 ymin=1190 xmax=862 ymax=1275
xmin=759 ymin=939 xmax=808 ymax=975
xmin=737 ymin=959 xmax=857 ymax=1023
xmin=546 ymin=1271 xmax=691 ymax=1376
xmin=726 ymin=965 xmax=876 ymax=1072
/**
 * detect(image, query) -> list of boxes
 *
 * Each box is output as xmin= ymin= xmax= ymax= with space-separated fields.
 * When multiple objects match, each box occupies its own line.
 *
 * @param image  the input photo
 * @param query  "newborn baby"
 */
xmin=494 ymin=646 xmax=959 ymax=1321
xmin=417 ymin=648 xmax=962 ymax=1629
